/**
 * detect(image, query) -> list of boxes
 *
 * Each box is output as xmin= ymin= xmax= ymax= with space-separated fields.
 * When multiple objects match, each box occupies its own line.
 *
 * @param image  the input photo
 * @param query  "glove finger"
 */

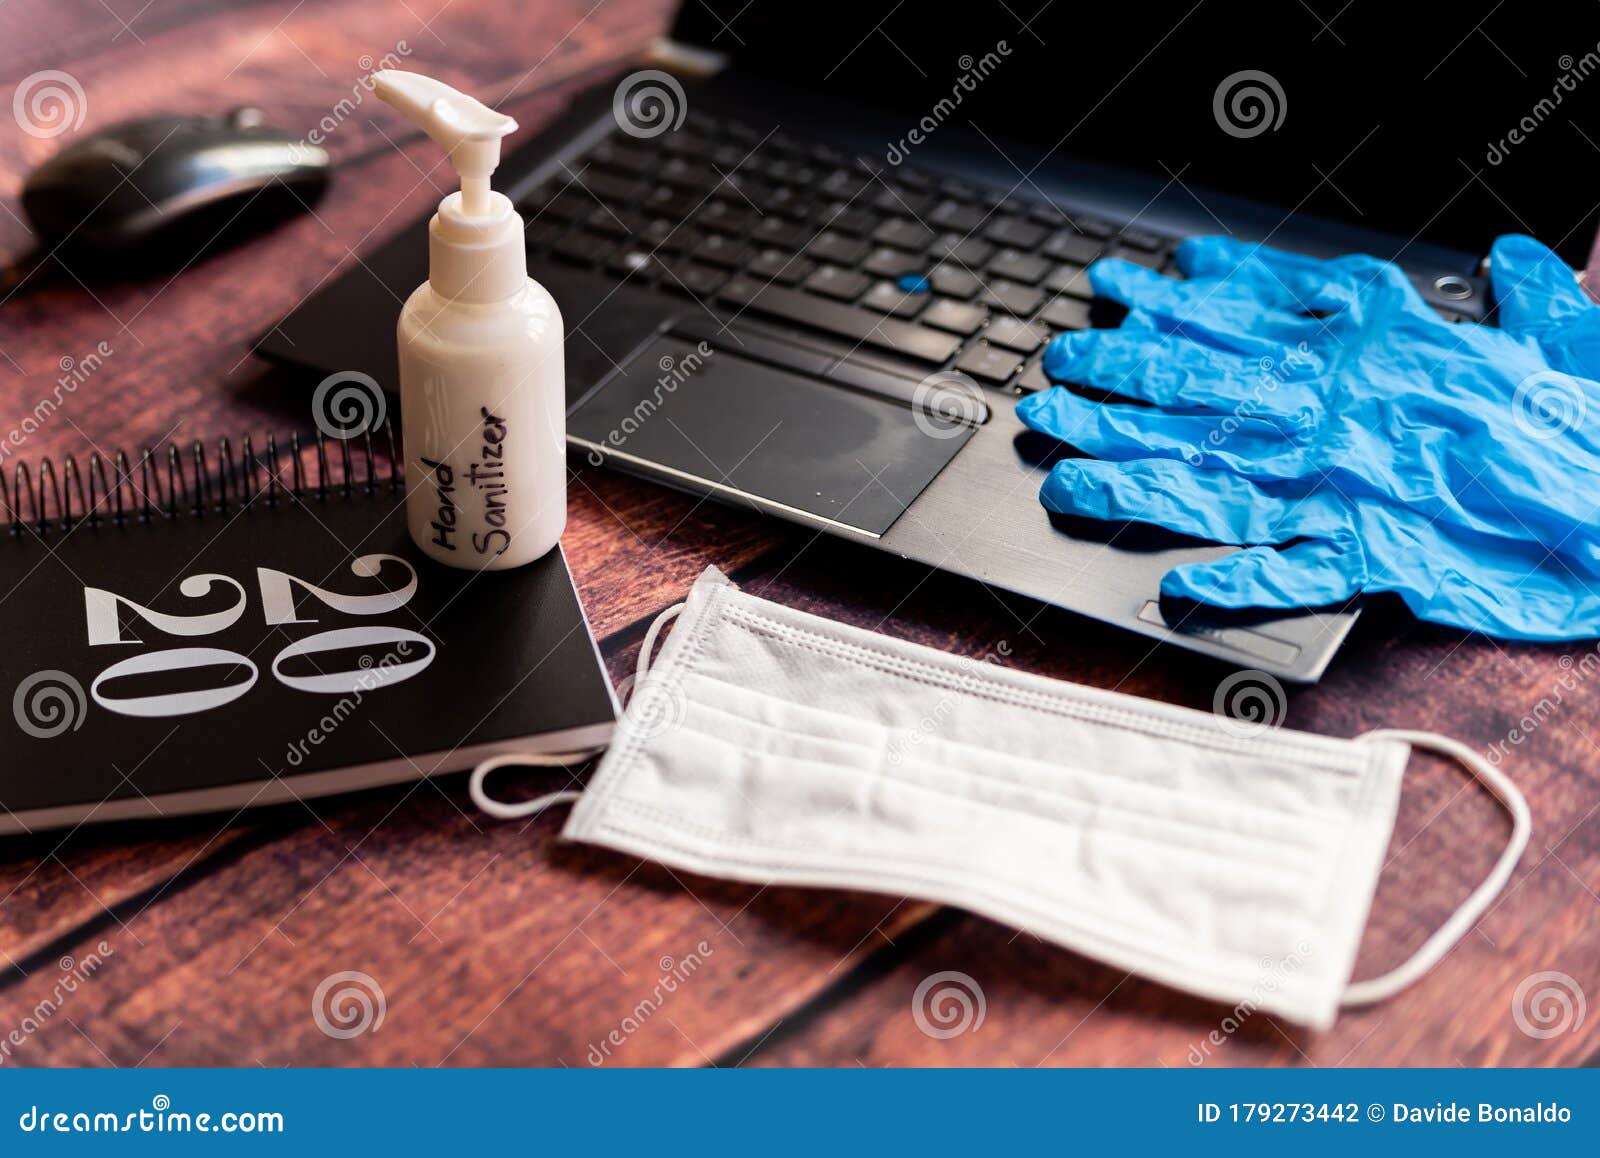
xmin=1161 ymin=537 xmax=1364 ymax=611
xmin=1041 ymin=326 xmax=1320 ymax=419
xmin=1094 ymin=254 xmax=1318 ymax=342
xmin=1016 ymin=386 xmax=1308 ymax=472
xmin=1490 ymin=233 xmax=1593 ymax=337
xmin=1178 ymin=236 xmax=1424 ymax=321
xmin=1091 ymin=258 xmax=1334 ymax=350
xmin=1040 ymin=457 xmax=1341 ymax=545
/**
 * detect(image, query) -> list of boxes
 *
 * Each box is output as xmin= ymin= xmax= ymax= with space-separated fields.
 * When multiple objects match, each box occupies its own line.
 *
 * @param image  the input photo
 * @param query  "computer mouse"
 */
xmin=20 ymin=108 xmax=330 ymax=269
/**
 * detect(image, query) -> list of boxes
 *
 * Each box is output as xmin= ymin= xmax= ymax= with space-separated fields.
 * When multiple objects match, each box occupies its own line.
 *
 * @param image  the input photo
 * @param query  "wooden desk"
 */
xmin=1 ymin=0 xmax=1596 ymax=1067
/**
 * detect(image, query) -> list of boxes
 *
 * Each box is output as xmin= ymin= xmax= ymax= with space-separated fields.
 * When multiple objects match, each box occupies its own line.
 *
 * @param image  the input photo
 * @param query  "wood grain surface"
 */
xmin=1 ymin=0 xmax=1597 ymax=1068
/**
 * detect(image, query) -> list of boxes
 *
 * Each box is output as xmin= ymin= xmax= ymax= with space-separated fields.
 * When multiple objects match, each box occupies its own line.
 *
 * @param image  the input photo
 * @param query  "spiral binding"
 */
xmin=1 ymin=423 xmax=403 ymax=536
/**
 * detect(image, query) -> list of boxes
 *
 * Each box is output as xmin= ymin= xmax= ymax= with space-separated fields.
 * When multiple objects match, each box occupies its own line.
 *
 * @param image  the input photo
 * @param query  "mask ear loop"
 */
xmin=1342 ymin=728 xmax=1531 ymax=1006
xmin=468 ymin=751 xmax=603 ymax=820
xmin=468 ymin=602 xmax=687 ymax=821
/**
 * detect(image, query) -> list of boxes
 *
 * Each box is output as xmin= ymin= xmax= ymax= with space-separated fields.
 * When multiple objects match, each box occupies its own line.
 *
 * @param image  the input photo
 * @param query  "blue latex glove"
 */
xmin=1017 ymin=235 xmax=1600 ymax=640
xmin=1020 ymin=234 xmax=1600 ymax=570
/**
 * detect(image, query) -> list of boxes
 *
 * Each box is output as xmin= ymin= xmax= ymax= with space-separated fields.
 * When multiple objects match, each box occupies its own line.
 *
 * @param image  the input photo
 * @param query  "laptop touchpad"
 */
xmin=569 ymin=328 xmax=978 ymax=537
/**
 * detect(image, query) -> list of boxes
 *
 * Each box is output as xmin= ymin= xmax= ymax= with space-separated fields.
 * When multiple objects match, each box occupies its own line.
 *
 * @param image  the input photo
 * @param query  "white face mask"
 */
xmin=471 ymin=567 xmax=1528 ymax=1030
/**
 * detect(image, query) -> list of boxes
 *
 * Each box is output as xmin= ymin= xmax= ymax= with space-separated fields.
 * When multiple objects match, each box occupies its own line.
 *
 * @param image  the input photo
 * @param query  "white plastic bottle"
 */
xmin=373 ymin=70 xmax=565 ymax=570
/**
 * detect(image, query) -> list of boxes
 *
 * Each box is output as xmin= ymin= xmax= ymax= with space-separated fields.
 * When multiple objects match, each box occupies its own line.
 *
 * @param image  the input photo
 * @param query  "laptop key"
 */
xmin=750 ymin=216 xmax=809 ymax=249
xmin=874 ymin=217 xmax=936 ymax=251
xmin=586 ymin=207 xmax=646 ymax=239
xmin=1016 ymin=358 xmax=1052 ymax=393
xmin=803 ymin=264 xmax=871 ymax=301
xmin=929 ymin=199 xmax=988 ymax=233
xmin=808 ymin=231 xmax=871 ymax=267
xmin=577 ymin=170 xmax=647 ymax=204
xmin=954 ymin=342 xmax=1024 ymax=385
xmin=718 ymin=277 xmax=962 ymax=364
xmin=861 ymin=281 xmax=926 ymax=319
xmin=608 ymin=249 xmax=660 ymax=279
xmin=819 ymin=168 xmax=874 ymax=200
xmin=523 ymin=219 xmax=565 ymax=251
xmin=984 ymin=316 xmax=1046 ymax=354
xmin=986 ymin=216 xmax=1047 ymax=249
xmin=660 ymin=261 xmax=727 ymax=298
xmin=765 ymin=186 xmax=813 ymax=219
xmin=820 ymin=203 xmax=881 ymax=236
xmin=1113 ymin=245 xmax=1167 ymax=270
xmin=874 ymin=185 xmax=935 ymax=217
xmin=658 ymin=156 xmax=715 ymax=189
xmin=588 ymin=139 xmax=653 ymax=174
xmin=929 ymin=265 xmax=982 ymax=299
xmin=1119 ymin=226 xmax=1166 ymax=250
xmin=1043 ymin=230 xmax=1103 ymax=264
xmin=1038 ymin=297 xmax=1092 ymax=331
xmin=922 ymin=298 xmax=988 ymax=336
xmin=1072 ymin=214 xmax=1117 ymax=239
xmin=638 ymin=219 xmax=691 ymax=253
xmin=748 ymin=248 xmax=815 ymax=286
xmin=526 ymin=189 xmax=591 ymax=224
xmin=989 ymin=248 xmax=1050 ymax=284
xmin=645 ymin=186 xmax=701 ymax=220
xmin=984 ymin=280 xmax=1045 ymax=316
xmin=697 ymin=201 xmax=753 ymax=234
xmin=931 ymin=233 xmax=995 ymax=267
xmin=1045 ymin=262 xmax=1094 ymax=299
xmin=552 ymin=229 xmax=615 ymax=265
xmin=697 ymin=234 xmax=755 ymax=269
xmin=863 ymin=247 xmax=922 ymax=279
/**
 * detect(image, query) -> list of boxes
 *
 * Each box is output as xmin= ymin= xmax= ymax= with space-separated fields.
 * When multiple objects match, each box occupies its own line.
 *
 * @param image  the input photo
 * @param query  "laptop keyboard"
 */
xmin=515 ymin=110 xmax=1172 ymax=394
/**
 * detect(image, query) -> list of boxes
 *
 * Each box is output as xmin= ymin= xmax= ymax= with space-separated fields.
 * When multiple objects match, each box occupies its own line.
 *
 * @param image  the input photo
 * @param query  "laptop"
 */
xmin=260 ymin=2 xmax=1593 ymax=682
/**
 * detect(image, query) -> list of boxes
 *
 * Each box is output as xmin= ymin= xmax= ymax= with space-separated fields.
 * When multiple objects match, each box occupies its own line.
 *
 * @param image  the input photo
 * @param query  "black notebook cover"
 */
xmin=0 ymin=435 xmax=615 ymax=835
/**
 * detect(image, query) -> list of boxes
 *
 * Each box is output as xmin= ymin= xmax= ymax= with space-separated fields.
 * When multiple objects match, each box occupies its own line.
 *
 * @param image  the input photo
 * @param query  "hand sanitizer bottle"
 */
xmin=373 ymin=70 xmax=564 ymax=570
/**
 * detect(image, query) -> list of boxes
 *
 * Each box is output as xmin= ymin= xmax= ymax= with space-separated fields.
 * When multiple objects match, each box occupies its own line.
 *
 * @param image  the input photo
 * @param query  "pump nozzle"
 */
xmin=373 ymin=71 xmax=517 ymax=216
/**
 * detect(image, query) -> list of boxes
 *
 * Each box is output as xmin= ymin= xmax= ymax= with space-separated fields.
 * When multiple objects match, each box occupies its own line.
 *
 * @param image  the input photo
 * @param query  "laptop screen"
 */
xmin=673 ymin=1 xmax=1599 ymax=264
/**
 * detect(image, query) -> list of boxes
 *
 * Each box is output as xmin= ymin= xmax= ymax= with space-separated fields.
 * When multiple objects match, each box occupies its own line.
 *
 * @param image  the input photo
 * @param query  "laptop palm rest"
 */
xmin=568 ymin=323 xmax=977 ymax=537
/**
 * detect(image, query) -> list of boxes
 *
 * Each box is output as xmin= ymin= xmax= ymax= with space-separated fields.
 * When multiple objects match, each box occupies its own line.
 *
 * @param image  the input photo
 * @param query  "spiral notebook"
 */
xmin=0 ymin=429 xmax=616 ymax=836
